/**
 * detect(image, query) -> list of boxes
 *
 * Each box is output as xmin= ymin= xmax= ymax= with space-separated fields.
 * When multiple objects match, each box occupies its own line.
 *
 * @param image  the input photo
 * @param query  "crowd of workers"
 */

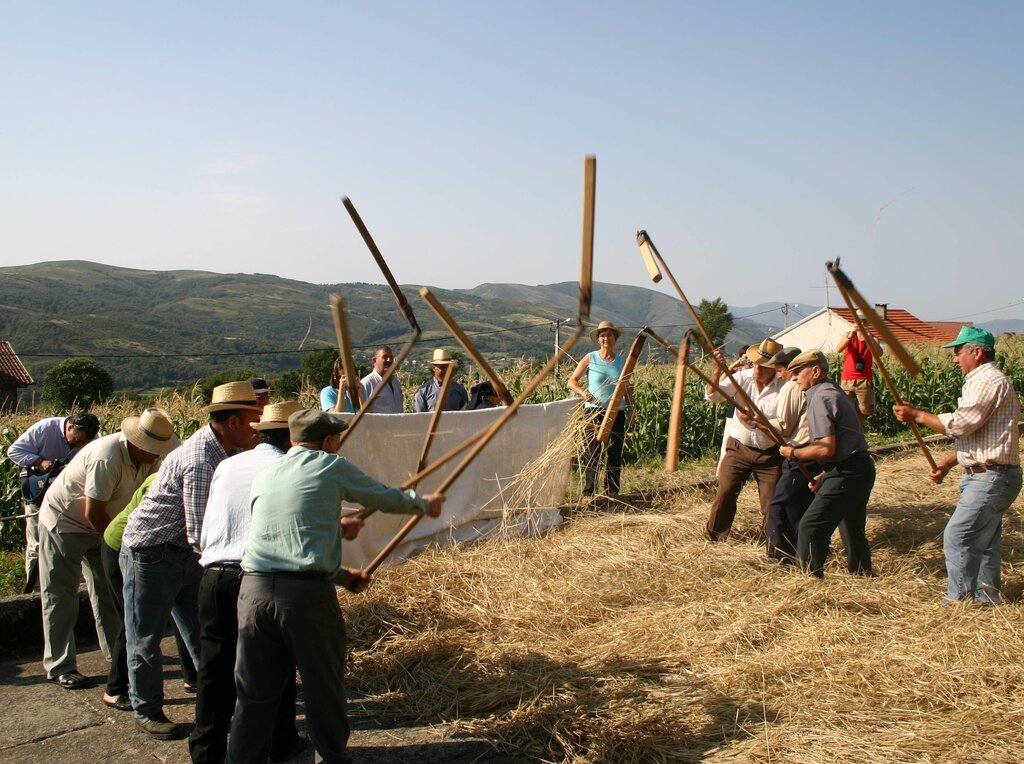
xmin=4 ymin=321 xmax=1021 ymax=761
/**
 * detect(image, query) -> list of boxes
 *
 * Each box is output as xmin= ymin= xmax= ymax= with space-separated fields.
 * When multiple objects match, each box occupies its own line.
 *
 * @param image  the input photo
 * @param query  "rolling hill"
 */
xmin=0 ymin=261 xmax=782 ymax=393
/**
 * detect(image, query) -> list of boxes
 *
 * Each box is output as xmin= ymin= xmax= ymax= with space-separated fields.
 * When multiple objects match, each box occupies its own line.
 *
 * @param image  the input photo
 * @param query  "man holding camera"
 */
xmin=836 ymin=314 xmax=882 ymax=424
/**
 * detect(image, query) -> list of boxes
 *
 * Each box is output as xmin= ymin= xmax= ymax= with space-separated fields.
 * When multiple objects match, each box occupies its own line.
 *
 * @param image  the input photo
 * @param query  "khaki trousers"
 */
xmin=706 ymin=438 xmax=782 ymax=541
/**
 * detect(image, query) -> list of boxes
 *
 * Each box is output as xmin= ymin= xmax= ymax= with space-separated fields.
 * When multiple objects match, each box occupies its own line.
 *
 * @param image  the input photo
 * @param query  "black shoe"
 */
xmin=270 ymin=734 xmax=310 ymax=762
xmin=135 ymin=712 xmax=177 ymax=739
xmin=103 ymin=692 xmax=133 ymax=711
xmin=52 ymin=671 xmax=92 ymax=689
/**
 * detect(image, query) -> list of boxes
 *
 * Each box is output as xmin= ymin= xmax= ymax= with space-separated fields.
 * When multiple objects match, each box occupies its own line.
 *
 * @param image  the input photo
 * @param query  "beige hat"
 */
xmin=121 ymin=408 xmax=180 ymax=457
xmin=746 ymin=337 xmax=783 ymax=366
xmin=251 ymin=400 xmax=304 ymax=431
xmin=589 ymin=320 xmax=623 ymax=342
xmin=431 ymin=348 xmax=457 ymax=365
xmin=788 ymin=349 xmax=829 ymax=373
xmin=202 ymin=381 xmax=263 ymax=414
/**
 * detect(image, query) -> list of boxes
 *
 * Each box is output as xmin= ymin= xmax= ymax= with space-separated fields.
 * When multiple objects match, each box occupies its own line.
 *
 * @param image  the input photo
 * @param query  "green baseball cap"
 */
xmin=942 ymin=326 xmax=995 ymax=349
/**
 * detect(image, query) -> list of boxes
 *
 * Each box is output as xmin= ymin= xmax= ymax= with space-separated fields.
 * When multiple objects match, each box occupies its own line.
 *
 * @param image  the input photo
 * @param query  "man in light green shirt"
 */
xmin=227 ymin=410 xmax=444 ymax=764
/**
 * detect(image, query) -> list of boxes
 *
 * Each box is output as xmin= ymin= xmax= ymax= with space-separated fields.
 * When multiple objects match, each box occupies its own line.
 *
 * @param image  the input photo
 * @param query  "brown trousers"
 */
xmin=707 ymin=437 xmax=782 ymax=541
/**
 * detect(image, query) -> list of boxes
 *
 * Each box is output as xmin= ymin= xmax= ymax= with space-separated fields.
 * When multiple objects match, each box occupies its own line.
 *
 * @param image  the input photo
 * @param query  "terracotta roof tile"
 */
xmin=833 ymin=309 xmax=966 ymax=345
xmin=0 ymin=342 xmax=34 ymax=386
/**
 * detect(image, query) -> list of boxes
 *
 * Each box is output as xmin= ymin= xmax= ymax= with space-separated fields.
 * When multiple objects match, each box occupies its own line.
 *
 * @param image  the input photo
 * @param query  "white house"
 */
xmin=774 ymin=305 xmax=963 ymax=352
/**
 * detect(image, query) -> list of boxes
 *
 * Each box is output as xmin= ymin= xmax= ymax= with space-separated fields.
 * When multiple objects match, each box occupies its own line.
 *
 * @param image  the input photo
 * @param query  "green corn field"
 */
xmin=2 ymin=340 xmax=1023 ymax=552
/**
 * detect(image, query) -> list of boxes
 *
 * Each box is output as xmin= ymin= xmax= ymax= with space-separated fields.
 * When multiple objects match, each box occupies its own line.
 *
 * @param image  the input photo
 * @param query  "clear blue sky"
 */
xmin=3 ymin=1 xmax=1022 ymax=323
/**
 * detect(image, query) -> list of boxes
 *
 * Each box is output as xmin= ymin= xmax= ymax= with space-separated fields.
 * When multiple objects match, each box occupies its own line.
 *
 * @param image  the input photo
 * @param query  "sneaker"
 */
xmin=270 ymin=734 xmax=310 ymax=762
xmin=135 ymin=712 xmax=177 ymax=739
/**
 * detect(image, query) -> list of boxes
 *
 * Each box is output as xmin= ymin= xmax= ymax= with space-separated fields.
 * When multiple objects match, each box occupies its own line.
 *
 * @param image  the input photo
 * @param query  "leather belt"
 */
xmin=964 ymin=464 xmax=1016 ymax=475
xmin=206 ymin=561 xmax=242 ymax=570
xmin=245 ymin=570 xmax=330 ymax=582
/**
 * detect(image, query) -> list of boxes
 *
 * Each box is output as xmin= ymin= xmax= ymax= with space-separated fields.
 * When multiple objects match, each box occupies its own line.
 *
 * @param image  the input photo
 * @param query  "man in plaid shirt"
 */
xmin=894 ymin=326 xmax=1022 ymax=604
xmin=121 ymin=382 xmax=262 ymax=739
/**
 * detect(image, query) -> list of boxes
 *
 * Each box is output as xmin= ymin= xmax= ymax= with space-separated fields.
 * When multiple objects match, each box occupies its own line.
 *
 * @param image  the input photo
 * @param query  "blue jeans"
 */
xmin=122 ymin=543 xmax=203 ymax=718
xmin=944 ymin=467 xmax=1022 ymax=603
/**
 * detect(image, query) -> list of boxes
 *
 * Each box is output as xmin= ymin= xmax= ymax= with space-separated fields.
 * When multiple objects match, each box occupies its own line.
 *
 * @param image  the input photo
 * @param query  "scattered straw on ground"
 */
xmin=344 ymin=444 xmax=1024 ymax=763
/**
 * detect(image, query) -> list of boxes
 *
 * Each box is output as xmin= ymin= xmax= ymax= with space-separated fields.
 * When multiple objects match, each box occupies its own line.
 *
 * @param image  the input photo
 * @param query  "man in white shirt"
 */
xmin=38 ymin=409 xmax=178 ymax=689
xmin=189 ymin=401 xmax=305 ymax=764
xmin=704 ymin=338 xmax=785 ymax=541
xmin=359 ymin=345 xmax=404 ymax=413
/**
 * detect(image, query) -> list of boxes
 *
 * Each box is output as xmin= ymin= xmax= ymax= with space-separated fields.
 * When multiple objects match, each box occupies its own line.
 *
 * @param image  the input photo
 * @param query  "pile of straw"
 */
xmin=349 ymin=444 xmax=1024 ymax=762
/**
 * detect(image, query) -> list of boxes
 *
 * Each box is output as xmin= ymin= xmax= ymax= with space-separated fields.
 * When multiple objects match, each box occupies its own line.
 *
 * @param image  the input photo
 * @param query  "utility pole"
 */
xmin=551 ymin=317 xmax=573 ymax=377
xmin=781 ymin=303 xmax=801 ymax=328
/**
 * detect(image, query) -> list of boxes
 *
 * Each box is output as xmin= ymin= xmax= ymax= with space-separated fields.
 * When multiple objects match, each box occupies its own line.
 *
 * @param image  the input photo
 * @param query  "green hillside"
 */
xmin=0 ymin=261 xmax=777 ymax=394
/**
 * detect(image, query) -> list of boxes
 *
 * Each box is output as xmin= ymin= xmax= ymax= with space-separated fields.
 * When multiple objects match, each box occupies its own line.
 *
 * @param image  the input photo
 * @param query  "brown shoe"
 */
xmin=135 ymin=712 xmax=177 ymax=739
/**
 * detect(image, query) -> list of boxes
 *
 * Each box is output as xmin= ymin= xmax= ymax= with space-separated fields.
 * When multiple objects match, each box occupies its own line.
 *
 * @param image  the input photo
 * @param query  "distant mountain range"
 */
xmin=1 ymin=261 xmax=784 ymax=392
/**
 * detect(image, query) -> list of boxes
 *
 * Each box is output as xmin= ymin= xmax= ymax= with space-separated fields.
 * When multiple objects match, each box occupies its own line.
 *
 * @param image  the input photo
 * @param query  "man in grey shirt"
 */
xmin=778 ymin=350 xmax=874 ymax=578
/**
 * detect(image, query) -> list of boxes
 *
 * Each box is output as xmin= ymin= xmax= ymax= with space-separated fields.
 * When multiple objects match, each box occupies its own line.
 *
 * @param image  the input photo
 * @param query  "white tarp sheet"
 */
xmin=336 ymin=398 xmax=577 ymax=569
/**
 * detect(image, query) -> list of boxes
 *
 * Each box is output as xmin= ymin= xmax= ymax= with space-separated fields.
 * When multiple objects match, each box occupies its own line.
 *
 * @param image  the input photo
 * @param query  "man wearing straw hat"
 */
xmin=36 ymin=408 xmax=178 ymax=691
xmin=189 ymin=401 xmax=305 ymax=764
xmin=122 ymin=381 xmax=262 ymax=739
xmin=704 ymin=338 xmax=785 ymax=541
xmin=894 ymin=326 xmax=1022 ymax=604
xmin=781 ymin=349 xmax=874 ymax=578
xmin=226 ymin=409 xmax=444 ymax=764
xmin=413 ymin=348 xmax=468 ymax=412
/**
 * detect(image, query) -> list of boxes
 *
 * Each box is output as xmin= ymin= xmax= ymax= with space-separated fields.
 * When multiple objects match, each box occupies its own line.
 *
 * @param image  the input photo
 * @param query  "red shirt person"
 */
xmin=836 ymin=317 xmax=882 ymax=423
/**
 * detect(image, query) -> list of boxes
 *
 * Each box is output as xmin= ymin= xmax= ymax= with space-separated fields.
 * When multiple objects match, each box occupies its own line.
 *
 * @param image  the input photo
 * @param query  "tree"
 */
xmin=43 ymin=358 xmax=114 ymax=410
xmin=696 ymin=298 xmax=734 ymax=349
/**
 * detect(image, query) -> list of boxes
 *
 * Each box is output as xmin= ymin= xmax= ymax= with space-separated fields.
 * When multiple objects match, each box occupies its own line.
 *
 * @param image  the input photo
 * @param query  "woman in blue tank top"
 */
xmin=567 ymin=320 xmax=633 ymax=499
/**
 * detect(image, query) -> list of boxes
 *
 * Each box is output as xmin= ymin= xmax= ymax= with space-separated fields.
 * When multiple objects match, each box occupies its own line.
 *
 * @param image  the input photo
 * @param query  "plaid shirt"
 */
xmin=121 ymin=425 xmax=229 ymax=550
xmin=938 ymin=362 xmax=1021 ymax=469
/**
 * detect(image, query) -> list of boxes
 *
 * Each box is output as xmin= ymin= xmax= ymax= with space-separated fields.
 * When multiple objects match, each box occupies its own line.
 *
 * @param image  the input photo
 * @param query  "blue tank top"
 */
xmin=586 ymin=351 xmax=626 ymax=409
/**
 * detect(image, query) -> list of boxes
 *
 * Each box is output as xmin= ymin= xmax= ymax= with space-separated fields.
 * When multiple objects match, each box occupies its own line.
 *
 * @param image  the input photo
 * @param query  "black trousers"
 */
xmin=797 ymin=452 xmax=875 ymax=577
xmin=765 ymin=459 xmax=820 ymax=560
xmin=189 ymin=565 xmax=298 ymax=764
xmin=227 ymin=573 xmax=351 ymax=764
xmin=100 ymin=542 xmax=130 ymax=695
xmin=582 ymin=408 xmax=625 ymax=496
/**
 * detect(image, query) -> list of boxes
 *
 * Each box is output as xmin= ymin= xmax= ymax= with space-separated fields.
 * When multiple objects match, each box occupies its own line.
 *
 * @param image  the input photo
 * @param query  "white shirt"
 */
xmin=706 ymin=367 xmax=784 ymax=450
xmin=199 ymin=443 xmax=284 ymax=566
xmin=360 ymin=369 xmax=404 ymax=414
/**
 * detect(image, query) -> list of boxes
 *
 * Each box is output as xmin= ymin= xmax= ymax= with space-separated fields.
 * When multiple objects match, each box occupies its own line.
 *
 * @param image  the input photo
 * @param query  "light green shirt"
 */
xmin=243 ymin=446 xmax=426 ymax=585
xmin=103 ymin=473 xmax=157 ymax=551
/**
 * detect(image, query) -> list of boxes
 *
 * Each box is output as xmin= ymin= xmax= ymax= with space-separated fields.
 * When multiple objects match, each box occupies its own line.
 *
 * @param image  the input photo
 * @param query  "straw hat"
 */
xmin=201 ymin=381 xmax=263 ymax=414
xmin=589 ymin=320 xmax=623 ymax=342
xmin=251 ymin=400 xmax=304 ymax=430
xmin=121 ymin=408 xmax=180 ymax=457
xmin=431 ymin=348 xmax=457 ymax=365
xmin=746 ymin=337 xmax=783 ymax=367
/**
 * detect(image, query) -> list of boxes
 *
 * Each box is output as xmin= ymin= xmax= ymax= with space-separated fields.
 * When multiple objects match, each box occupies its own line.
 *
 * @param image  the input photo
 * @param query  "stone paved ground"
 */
xmin=0 ymin=637 xmax=526 ymax=764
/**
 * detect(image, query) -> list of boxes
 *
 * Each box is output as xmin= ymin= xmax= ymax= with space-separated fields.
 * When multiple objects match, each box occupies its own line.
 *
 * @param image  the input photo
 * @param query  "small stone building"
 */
xmin=0 ymin=342 xmax=34 ymax=413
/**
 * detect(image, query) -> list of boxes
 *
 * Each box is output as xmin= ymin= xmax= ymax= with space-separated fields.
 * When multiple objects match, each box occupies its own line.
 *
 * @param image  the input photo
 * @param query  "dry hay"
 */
xmin=344 ymin=443 xmax=1024 ymax=763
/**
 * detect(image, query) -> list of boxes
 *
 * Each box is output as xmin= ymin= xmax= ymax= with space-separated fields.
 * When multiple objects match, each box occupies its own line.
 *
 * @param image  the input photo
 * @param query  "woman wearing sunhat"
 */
xmin=568 ymin=320 xmax=634 ymax=499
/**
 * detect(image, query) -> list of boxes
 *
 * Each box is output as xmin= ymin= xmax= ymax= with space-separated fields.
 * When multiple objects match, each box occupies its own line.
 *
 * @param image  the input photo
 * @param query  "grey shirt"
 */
xmin=805 ymin=381 xmax=868 ymax=465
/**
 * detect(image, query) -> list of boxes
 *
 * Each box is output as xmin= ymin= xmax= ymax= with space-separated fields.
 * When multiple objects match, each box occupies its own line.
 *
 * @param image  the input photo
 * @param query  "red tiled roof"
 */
xmin=0 ymin=342 xmax=34 ymax=386
xmin=833 ymin=309 xmax=966 ymax=345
